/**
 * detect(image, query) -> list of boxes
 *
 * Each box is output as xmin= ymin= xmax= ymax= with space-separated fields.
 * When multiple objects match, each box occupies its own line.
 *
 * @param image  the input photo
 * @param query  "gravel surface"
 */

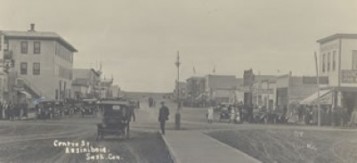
xmin=208 ymin=129 xmax=357 ymax=163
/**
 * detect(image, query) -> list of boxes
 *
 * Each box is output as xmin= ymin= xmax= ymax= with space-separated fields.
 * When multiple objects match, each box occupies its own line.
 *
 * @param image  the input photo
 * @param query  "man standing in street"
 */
xmin=158 ymin=101 xmax=169 ymax=135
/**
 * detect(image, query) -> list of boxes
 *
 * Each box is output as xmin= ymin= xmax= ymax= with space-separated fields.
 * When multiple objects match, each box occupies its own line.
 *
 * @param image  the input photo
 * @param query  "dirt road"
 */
xmin=0 ymin=105 xmax=172 ymax=163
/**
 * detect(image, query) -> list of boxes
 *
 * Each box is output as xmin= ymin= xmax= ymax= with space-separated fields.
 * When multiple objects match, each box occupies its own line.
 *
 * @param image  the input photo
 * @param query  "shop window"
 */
xmin=20 ymin=62 xmax=27 ymax=75
xmin=21 ymin=41 xmax=28 ymax=54
xmin=34 ymin=41 xmax=41 ymax=54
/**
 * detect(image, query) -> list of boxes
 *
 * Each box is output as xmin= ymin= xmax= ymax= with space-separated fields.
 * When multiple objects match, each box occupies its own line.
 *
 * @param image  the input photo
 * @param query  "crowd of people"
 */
xmin=206 ymin=102 xmax=357 ymax=128
xmin=292 ymin=104 xmax=354 ymax=127
xmin=0 ymin=102 xmax=29 ymax=120
xmin=0 ymin=100 xmax=95 ymax=121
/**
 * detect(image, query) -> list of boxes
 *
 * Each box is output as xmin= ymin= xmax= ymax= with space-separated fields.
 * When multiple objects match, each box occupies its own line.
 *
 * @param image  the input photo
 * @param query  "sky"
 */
xmin=1 ymin=0 xmax=357 ymax=92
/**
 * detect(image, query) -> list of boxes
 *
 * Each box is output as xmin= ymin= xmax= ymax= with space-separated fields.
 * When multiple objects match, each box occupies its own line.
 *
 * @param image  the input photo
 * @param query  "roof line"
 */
xmin=317 ymin=33 xmax=357 ymax=44
xmin=1 ymin=30 xmax=77 ymax=52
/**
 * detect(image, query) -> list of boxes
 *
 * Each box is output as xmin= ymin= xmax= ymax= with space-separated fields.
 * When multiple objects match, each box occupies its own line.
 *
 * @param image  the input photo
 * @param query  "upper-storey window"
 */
xmin=21 ymin=41 xmax=28 ymax=54
xmin=34 ymin=41 xmax=41 ymax=54
xmin=33 ymin=62 xmax=40 ymax=75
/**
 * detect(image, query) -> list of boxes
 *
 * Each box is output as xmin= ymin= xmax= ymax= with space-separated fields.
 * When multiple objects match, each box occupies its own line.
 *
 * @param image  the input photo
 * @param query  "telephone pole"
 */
xmin=175 ymin=51 xmax=181 ymax=130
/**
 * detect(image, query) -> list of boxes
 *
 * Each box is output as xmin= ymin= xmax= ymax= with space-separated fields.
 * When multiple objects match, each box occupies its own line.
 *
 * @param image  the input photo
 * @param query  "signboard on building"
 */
xmin=341 ymin=70 xmax=357 ymax=83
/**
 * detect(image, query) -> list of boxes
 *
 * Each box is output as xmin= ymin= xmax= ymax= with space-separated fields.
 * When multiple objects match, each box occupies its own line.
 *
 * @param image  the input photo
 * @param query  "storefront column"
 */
xmin=337 ymin=91 xmax=342 ymax=107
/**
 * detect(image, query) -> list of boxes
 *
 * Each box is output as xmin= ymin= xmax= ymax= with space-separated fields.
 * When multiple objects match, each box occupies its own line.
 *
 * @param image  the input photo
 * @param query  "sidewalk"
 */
xmin=162 ymin=130 xmax=261 ymax=163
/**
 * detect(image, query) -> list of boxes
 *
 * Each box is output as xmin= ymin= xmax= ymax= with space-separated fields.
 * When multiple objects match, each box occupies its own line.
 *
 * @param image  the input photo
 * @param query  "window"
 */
xmin=332 ymin=51 xmax=336 ymax=71
xmin=322 ymin=54 xmax=325 ymax=73
xmin=20 ymin=62 xmax=27 ymax=75
xmin=21 ymin=41 xmax=28 ymax=54
xmin=327 ymin=52 xmax=331 ymax=72
xmin=34 ymin=41 xmax=41 ymax=54
xmin=33 ymin=62 xmax=40 ymax=75
xmin=353 ymin=50 xmax=357 ymax=70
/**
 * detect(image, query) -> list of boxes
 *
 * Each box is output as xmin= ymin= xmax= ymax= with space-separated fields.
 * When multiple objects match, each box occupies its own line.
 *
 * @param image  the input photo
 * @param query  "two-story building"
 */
xmin=0 ymin=24 xmax=77 ymax=101
xmin=317 ymin=33 xmax=357 ymax=115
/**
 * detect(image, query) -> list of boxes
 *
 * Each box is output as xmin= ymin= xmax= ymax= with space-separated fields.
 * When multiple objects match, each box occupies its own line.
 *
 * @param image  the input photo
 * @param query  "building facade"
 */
xmin=275 ymin=73 xmax=328 ymax=111
xmin=72 ymin=68 xmax=101 ymax=99
xmin=99 ymin=77 xmax=114 ymax=99
xmin=204 ymin=74 xmax=239 ymax=104
xmin=252 ymin=79 xmax=276 ymax=109
xmin=0 ymin=24 xmax=77 ymax=101
xmin=317 ymin=33 xmax=357 ymax=114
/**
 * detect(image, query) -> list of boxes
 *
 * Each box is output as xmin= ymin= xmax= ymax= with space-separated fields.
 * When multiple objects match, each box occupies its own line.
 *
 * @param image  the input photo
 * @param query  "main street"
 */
xmin=0 ymin=98 xmax=357 ymax=163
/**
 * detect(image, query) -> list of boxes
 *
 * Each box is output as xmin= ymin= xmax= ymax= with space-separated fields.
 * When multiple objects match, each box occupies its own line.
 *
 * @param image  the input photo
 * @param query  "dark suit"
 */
xmin=158 ymin=106 xmax=169 ymax=134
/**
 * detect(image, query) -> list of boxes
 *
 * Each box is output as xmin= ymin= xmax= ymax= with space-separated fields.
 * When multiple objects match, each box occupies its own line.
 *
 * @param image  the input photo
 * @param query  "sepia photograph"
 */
xmin=0 ymin=0 xmax=357 ymax=163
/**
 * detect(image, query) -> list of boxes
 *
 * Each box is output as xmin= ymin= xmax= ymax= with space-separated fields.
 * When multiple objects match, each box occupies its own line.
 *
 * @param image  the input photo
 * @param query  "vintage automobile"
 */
xmin=219 ymin=107 xmax=230 ymax=122
xmin=96 ymin=100 xmax=133 ymax=140
xmin=36 ymin=99 xmax=56 ymax=119
xmin=81 ymin=99 xmax=98 ymax=117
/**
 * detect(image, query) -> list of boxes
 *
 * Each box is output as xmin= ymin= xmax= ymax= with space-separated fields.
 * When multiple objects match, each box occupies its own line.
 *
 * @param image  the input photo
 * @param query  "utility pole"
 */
xmin=314 ymin=52 xmax=321 ymax=127
xmin=175 ymin=51 xmax=181 ymax=130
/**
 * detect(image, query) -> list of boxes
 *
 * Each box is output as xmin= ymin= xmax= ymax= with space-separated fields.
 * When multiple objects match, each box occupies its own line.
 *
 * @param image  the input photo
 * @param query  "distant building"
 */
xmin=99 ymin=77 xmax=113 ymax=99
xmin=316 ymin=33 xmax=357 ymax=114
xmin=0 ymin=72 xmax=7 ymax=102
xmin=252 ymin=78 xmax=276 ymax=109
xmin=0 ymin=24 xmax=77 ymax=101
xmin=72 ymin=78 xmax=89 ymax=99
xmin=251 ymin=75 xmax=276 ymax=108
xmin=72 ymin=68 xmax=101 ymax=99
xmin=243 ymin=69 xmax=276 ymax=108
xmin=110 ymin=85 xmax=121 ymax=98
xmin=205 ymin=74 xmax=239 ymax=104
xmin=173 ymin=81 xmax=186 ymax=101
xmin=275 ymin=72 xmax=328 ymax=111
xmin=186 ymin=76 xmax=205 ymax=97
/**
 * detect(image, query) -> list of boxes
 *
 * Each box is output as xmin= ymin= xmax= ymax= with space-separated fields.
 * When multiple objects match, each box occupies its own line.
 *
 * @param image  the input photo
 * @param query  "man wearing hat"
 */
xmin=158 ymin=101 xmax=170 ymax=134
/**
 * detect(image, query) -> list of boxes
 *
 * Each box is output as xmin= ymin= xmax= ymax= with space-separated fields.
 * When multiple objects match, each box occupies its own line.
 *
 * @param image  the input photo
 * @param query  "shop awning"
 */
xmin=32 ymin=97 xmax=46 ymax=105
xmin=195 ymin=93 xmax=206 ymax=100
xmin=19 ymin=90 xmax=32 ymax=99
xmin=300 ymin=90 xmax=332 ymax=105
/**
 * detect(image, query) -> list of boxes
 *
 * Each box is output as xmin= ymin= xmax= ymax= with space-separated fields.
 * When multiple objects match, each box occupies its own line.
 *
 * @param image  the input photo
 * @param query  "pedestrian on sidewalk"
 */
xmin=158 ymin=101 xmax=169 ymax=135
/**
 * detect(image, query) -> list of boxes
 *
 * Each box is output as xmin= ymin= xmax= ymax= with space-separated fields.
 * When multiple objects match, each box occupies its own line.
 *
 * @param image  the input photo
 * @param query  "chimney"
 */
xmin=29 ymin=23 xmax=35 ymax=32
